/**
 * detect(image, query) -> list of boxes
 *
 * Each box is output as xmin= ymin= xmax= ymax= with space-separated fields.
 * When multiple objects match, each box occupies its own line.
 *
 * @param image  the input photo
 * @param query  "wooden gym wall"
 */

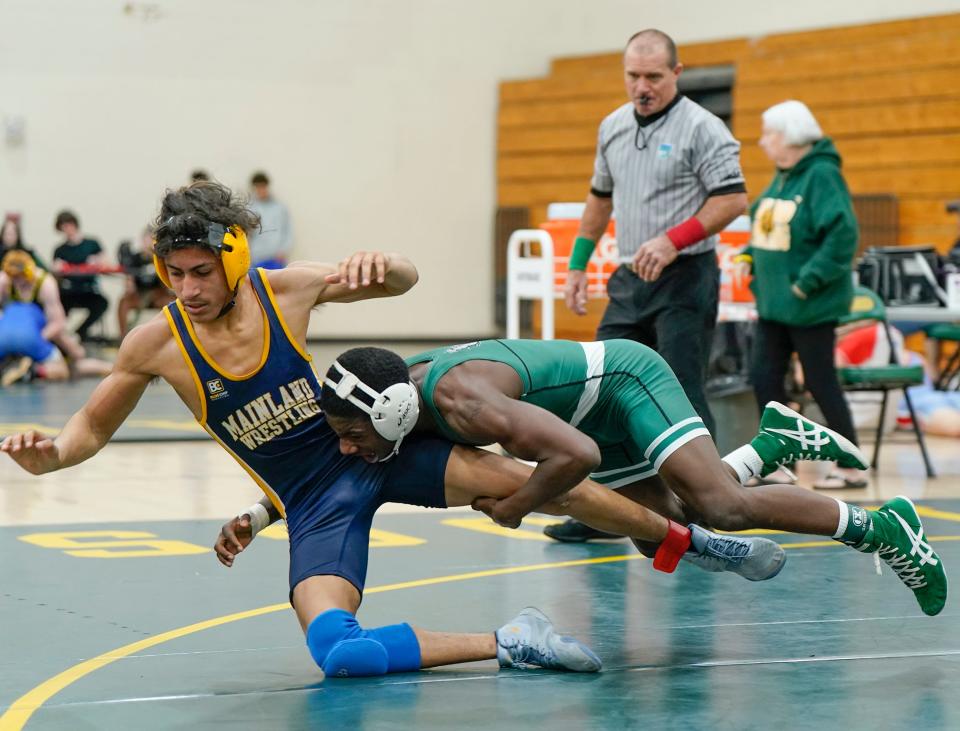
xmin=498 ymin=12 xmax=960 ymax=252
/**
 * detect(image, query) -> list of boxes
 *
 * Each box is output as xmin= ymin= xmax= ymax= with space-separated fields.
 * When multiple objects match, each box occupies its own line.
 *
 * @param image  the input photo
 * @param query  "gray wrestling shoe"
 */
xmin=682 ymin=524 xmax=787 ymax=581
xmin=496 ymin=607 xmax=602 ymax=672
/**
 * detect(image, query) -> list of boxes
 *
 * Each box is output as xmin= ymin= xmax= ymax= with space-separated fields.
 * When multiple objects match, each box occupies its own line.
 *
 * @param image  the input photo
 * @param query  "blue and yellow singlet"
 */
xmin=165 ymin=269 xmax=452 ymax=594
xmin=164 ymin=269 xmax=341 ymax=524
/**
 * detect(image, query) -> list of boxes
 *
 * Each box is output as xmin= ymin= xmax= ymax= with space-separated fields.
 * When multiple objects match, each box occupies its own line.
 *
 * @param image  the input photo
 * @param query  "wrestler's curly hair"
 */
xmin=153 ymin=181 xmax=260 ymax=257
xmin=320 ymin=347 xmax=410 ymax=420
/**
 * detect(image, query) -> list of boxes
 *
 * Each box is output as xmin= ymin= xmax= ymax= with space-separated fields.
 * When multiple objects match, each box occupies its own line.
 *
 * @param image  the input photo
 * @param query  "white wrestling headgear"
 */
xmin=324 ymin=360 xmax=420 ymax=462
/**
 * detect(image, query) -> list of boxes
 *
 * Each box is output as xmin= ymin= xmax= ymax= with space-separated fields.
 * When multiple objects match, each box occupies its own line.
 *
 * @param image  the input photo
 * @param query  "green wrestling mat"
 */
xmin=0 ymin=379 xmax=204 ymax=442
xmin=2 ymin=502 xmax=958 ymax=730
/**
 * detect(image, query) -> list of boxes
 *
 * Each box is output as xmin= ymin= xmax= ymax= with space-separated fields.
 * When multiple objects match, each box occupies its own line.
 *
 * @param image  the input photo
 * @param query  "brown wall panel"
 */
xmin=498 ymin=179 xmax=589 ymax=207
xmin=734 ymin=66 xmax=960 ymax=114
xmin=499 ymin=97 xmax=625 ymax=128
xmin=499 ymin=125 xmax=596 ymax=154
xmin=748 ymin=13 xmax=960 ymax=55
xmin=498 ymin=153 xmax=596 ymax=182
xmin=899 ymin=226 xmax=958 ymax=252
xmin=845 ymin=166 xmax=960 ymax=197
xmin=742 ymin=166 xmax=960 ymax=199
xmin=899 ymin=200 xmax=958 ymax=229
xmin=738 ymin=32 xmax=960 ymax=84
xmin=734 ymin=99 xmax=960 ymax=142
xmin=529 ymin=204 xmax=550 ymax=227
xmin=497 ymin=12 xmax=960 ymax=266
xmin=533 ymin=300 xmax=606 ymax=341
xmin=739 ymin=133 xmax=960 ymax=172
xmin=501 ymin=75 xmax=623 ymax=103
xmin=551 ymin=53 xmax=621 ymax=78
xmin=742 ymin=171 xmax=768 ymax=200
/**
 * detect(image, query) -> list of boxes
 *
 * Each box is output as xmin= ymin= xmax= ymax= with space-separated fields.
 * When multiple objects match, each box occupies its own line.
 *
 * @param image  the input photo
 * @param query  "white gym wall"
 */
xmin=1 ymin=0 xmax=956 ymax=338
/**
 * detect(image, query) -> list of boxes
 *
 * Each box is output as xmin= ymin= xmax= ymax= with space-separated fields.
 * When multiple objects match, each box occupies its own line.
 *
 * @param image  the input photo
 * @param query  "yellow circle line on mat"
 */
xmin=0 ymin=553 xmax=643 ymax=730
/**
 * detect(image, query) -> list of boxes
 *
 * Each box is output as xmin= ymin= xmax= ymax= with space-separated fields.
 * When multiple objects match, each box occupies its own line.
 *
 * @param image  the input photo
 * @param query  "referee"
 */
xmin=549 ymin=29 xmax=748 ymax=543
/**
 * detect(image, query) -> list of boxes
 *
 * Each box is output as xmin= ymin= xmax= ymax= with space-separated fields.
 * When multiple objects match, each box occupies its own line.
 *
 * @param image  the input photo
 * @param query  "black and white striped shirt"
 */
xmin=590 ymin=95 xmax=745 ymax=258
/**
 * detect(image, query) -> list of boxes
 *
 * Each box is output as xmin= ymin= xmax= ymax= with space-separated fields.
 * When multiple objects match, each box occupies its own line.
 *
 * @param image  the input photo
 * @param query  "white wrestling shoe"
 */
xmin=495 ymin=607 xmax=602 ymax=672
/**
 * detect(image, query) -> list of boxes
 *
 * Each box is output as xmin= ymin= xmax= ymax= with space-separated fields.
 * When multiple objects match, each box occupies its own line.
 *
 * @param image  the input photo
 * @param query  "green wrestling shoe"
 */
xmin=752 ymin=402 xmax=868 ymax=477
xmin=857 ymin=496 xmax=947 ymax=617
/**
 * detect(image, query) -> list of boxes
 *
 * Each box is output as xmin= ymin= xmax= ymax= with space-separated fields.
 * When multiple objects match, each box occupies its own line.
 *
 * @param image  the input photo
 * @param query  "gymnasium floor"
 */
xmin=1 ymin=347 xmax=958 ymax=730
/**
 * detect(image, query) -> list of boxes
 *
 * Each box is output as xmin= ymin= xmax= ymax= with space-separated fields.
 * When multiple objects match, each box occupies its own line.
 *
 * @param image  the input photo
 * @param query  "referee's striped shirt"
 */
xmin=590 ymin=94 xmax=746 ymax=258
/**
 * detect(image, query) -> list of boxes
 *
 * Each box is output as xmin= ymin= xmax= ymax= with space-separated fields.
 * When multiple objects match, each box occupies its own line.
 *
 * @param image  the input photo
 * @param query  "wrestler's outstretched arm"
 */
xmin=1 ymin=327 xmax=156 ymax=474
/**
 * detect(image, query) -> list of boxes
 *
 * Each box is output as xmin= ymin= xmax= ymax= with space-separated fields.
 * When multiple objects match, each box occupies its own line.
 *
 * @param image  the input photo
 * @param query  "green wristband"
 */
xmin=568 ymin=236 xmax=597 ymax=271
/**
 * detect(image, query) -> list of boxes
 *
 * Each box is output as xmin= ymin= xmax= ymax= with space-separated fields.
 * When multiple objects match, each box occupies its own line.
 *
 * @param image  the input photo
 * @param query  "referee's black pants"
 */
xmin=596 ymin=253 xmax=718 ymax=437
xmin=749 ymin=318 xmax=859 ymax=445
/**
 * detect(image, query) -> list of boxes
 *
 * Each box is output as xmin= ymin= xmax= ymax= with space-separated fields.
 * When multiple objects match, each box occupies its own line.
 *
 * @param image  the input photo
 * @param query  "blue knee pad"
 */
xmin=323 ymin=638 xmax=389 ymax=678
xmin=306 ymin=608 xmax=421 ymax=678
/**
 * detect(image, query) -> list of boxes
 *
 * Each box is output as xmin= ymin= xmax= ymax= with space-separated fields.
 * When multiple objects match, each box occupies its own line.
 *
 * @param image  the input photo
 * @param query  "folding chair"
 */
xmin=837 ymin=286 xmax=935 ymax=477
xmin=924 ymin=323 xmax=960 ymax=391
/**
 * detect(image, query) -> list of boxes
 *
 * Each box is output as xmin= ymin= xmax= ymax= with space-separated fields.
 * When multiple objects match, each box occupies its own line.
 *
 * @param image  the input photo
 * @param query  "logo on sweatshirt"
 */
xmin=752 ymin=198 xmax=797 ymax=252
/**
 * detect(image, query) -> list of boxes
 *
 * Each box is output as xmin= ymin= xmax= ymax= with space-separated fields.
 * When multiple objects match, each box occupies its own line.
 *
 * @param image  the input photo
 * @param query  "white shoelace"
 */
xmin=765 ymin=417 xmax=833 ymax=454
xmin=876 ymin=545 xmax=928 ymax=589
xmin=875 ymin=509 xmax=939 ymax=590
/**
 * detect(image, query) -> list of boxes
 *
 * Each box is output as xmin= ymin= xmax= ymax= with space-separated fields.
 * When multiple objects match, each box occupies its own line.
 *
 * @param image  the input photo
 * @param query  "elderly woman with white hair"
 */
xmin=736 ymin=100 xmax=865 ymax=489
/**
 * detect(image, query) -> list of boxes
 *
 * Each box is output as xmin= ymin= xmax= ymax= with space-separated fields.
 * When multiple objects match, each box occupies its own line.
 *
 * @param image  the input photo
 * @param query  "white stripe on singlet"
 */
xmin=569 ymin=341 xmax=605 ymax=428
xmin=591 ymin=460 xmax=652 ymax=478
xmin=643 ymin=416 xmax=705 ymax=460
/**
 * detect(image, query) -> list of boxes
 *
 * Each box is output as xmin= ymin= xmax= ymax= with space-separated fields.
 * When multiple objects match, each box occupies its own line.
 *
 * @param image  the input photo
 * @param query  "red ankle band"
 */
xmin=652 ymin=521 xmax=692 ymax=573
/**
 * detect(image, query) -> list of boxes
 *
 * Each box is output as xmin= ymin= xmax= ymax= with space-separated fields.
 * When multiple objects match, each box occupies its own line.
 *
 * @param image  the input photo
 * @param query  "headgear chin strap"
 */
xmin=323 ymin=360 xmax=419 ymax=462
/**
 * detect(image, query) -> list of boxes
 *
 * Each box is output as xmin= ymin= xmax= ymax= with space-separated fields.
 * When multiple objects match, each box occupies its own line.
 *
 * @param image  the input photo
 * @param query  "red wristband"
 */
xmin=652 ymin=520 xmax=692 ymax=573
xmin=666 ymin=217 xmax=708 ymax=250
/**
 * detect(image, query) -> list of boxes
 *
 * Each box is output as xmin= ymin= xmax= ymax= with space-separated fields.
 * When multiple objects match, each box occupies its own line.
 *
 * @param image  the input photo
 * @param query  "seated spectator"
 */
xmin=0 ymin=250 xmax=111 ymax=386
xmin=1 ymin=216 xmax=47 ymax=270
xmin=117 ymin=226 xmax=174 ymax=339
xmin=51 ymin=210 xmax=108 ymax=341
xmin=247 ymin=171 xmax=293 ymax=268
xmin=837 ymin=320 xmax=960 ymax=438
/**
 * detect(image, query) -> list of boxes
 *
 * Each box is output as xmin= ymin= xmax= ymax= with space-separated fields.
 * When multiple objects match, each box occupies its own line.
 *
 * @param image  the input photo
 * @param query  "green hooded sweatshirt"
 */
xmin=744 ymin=137 xmax=857 ymax=326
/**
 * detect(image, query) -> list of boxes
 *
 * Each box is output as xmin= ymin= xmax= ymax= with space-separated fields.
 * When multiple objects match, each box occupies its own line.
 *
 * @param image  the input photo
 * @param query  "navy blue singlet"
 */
xmin=163 ymin=269 xmax=452 ymax=595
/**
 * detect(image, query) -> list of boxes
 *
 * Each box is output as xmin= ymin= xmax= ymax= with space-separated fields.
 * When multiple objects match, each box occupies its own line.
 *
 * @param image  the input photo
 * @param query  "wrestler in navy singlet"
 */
xmin=164 ymin=269 xmax=452 ymax=595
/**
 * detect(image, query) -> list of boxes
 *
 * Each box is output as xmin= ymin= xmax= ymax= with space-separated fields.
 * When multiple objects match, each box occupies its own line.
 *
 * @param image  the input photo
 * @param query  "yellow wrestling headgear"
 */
xmin=2 ymin=250 xmax=37 ymax=282
xmin=153 ymin=222 xmax=250 ymax=291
